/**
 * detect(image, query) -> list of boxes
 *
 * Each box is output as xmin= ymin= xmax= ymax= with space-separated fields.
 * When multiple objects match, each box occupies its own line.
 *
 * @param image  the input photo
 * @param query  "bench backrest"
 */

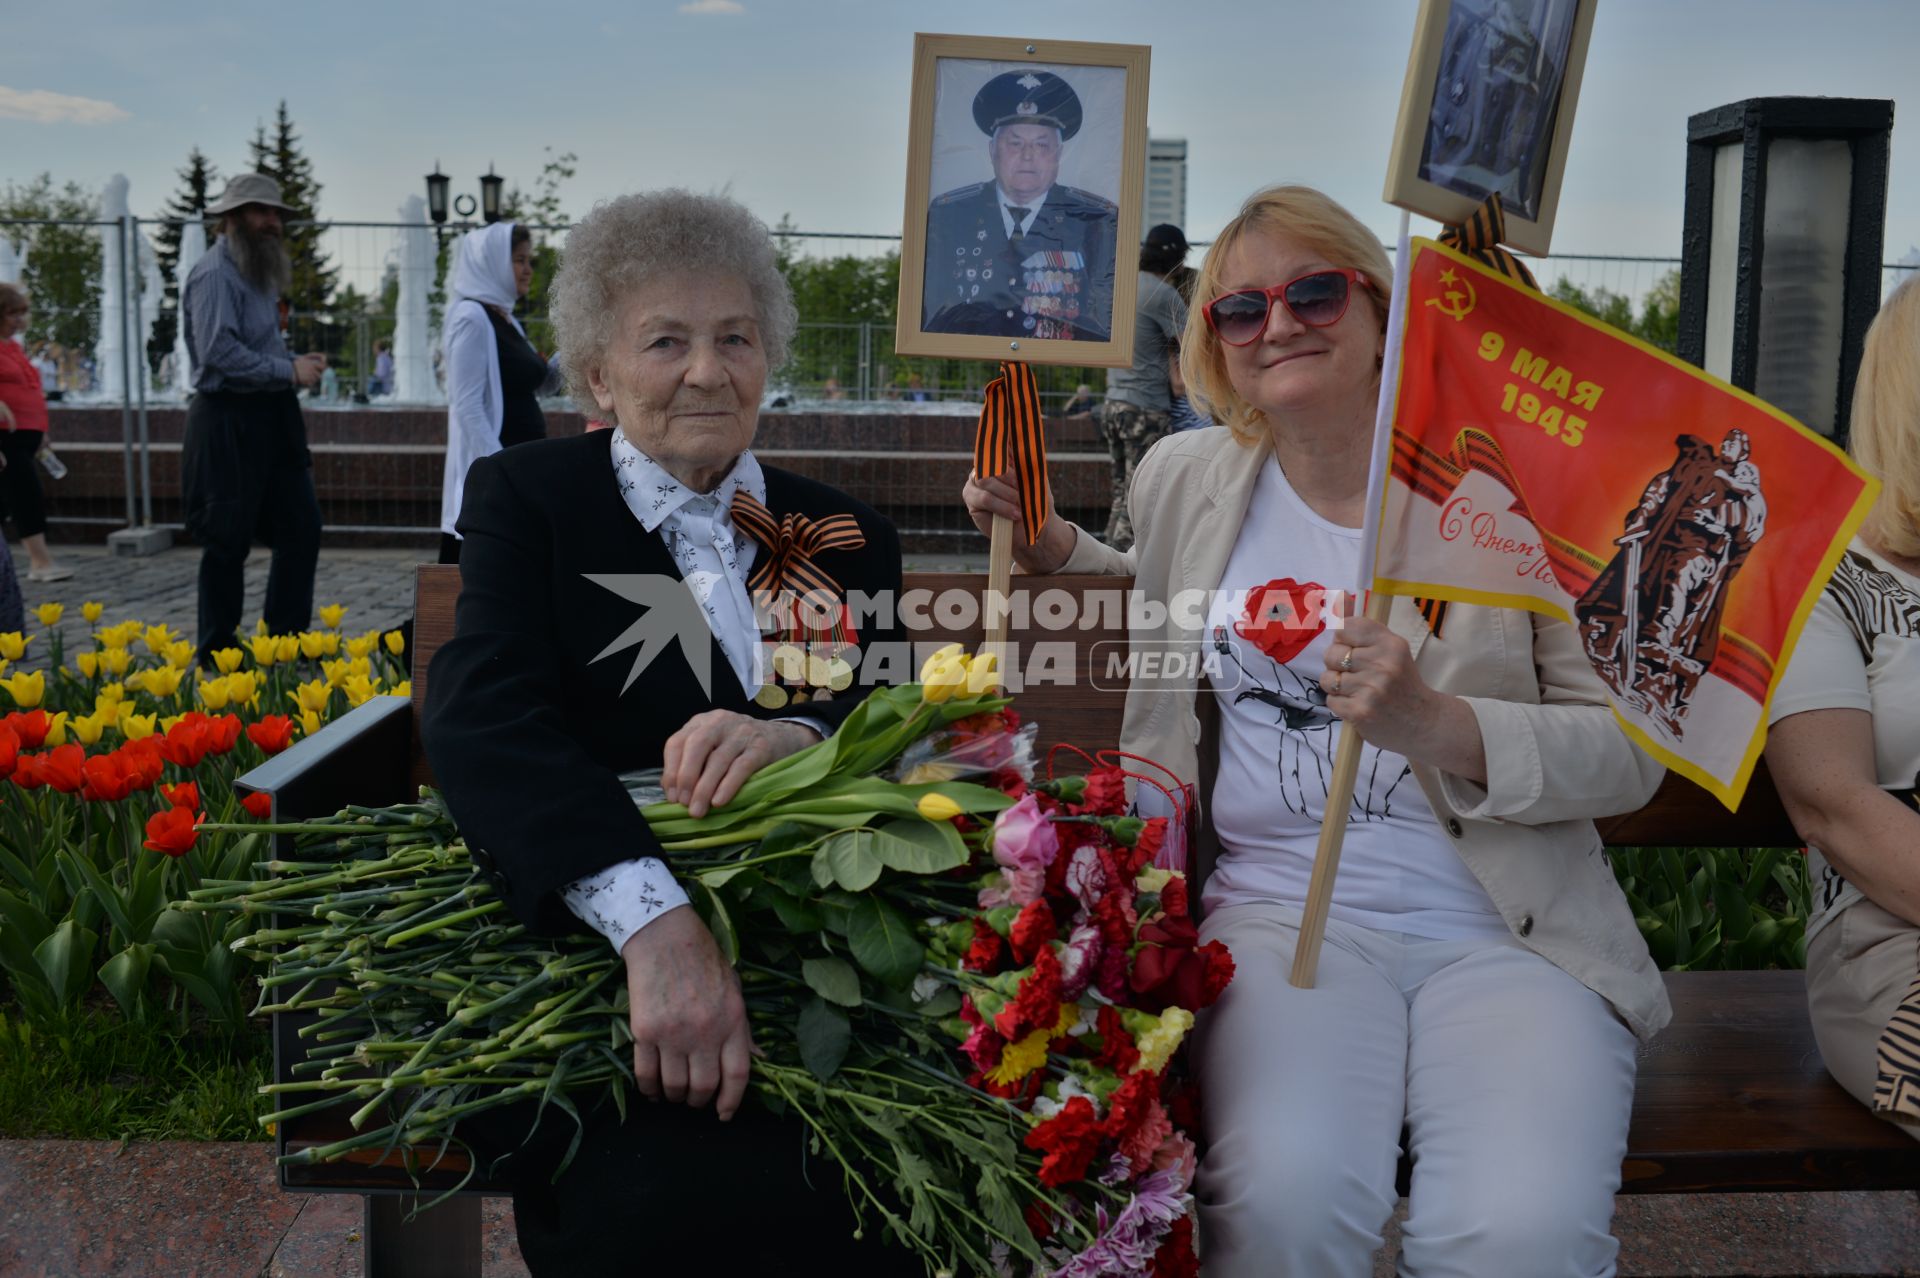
xmin=409 ymin=564 xmax=1798 ymax=847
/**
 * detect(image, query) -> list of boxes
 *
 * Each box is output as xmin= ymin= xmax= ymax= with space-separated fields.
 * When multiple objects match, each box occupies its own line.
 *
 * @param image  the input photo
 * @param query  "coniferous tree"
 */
xmin=150 ymin=146 xmax=220 ymax=367
xmin=247 ymin=102 xmax=336 ymax=314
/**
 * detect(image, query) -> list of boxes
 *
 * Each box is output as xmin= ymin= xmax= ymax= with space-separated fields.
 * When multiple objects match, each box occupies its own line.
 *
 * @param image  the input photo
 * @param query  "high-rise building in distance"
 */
xmin=1143 ymin=137 xmax=1188 ymax=233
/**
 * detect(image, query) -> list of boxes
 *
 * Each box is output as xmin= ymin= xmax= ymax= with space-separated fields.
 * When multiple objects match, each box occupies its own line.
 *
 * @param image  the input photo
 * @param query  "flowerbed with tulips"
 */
xmin=0 ymin=600 xmax=409 ymax=1031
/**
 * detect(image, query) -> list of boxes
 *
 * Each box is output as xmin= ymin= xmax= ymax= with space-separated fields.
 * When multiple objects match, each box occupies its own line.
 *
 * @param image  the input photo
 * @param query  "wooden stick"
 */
xmin=984 ymin=512 xmax=1014 ymax=663
xmin=1288 ymin=589 xmax=1395 ymax=988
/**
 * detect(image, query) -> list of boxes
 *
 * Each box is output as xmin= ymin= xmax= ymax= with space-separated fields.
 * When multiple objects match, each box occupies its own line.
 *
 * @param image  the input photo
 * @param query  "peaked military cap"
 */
xmin=972 ymin=69 xmax=1084 ymax=141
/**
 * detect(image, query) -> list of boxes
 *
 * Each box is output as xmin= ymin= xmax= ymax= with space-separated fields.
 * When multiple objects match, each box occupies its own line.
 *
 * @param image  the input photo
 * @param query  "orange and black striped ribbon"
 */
xmin=973 ymin=360 xmax=1050 ymax=545
xmin=729 ymin=491 xmax=866 ymax=644
xmin=1438 ymin=193 xmax=1538 ymax=292
xmin=1414 ymin=596 xmax=1450 ymax=642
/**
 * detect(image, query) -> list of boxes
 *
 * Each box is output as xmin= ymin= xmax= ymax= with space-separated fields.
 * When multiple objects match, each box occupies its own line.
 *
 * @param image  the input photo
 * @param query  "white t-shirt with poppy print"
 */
xmin=1201 ymin=454 xmax=1508 ymax=939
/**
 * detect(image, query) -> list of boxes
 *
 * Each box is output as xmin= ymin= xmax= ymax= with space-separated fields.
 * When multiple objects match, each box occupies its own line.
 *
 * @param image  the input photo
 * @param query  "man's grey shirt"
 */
xmin=1104 ymin=270 xmax=1188 ymax=413
xmin=181 ymin=238 xmax=293 ymax=393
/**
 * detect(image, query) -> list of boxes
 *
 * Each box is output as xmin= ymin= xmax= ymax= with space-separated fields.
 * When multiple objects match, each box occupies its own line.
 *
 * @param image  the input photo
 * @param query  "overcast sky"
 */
xmin=6 ymin=0 xmax=1919 ymax=266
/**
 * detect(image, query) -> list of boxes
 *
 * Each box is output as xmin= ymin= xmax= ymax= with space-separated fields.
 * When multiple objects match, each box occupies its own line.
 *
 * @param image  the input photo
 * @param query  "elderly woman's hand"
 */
xmin=963 ymin=469 xmax=1075 ymax=575
xmin=621 ymin=905 xmax=754 ymax=1119
xmin=1320 ymin=614 xmax=1488 ymax=784
xmin=662 ymin=710 xmax=820 ymax=818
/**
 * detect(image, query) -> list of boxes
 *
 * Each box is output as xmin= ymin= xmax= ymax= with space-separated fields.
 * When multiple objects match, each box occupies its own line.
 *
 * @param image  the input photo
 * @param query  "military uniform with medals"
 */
xmin=921 ymin=70 xmax=1118 ymax=342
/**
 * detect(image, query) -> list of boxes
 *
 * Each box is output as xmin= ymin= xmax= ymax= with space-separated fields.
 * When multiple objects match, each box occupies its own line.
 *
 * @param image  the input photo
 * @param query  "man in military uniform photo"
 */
xmin=922 ymin=69 xmax=1118 ymax=341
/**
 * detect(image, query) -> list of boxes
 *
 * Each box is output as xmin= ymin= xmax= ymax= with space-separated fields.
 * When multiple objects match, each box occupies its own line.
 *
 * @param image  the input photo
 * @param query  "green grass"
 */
xmin=0 ymin=1006 xmax=272 ymax=1142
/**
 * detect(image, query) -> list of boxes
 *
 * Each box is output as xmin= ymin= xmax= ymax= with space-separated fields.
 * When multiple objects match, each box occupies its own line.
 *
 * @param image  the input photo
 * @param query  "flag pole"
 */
xmin=985 ymin=512 xmax=1014 ymax=658
xmin=1290 ymin=210 xmax=1415 ymax=989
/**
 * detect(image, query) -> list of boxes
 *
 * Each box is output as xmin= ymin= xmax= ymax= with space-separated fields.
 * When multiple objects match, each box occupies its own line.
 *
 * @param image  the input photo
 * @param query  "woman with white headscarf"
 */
xmin=439 ymin=220 xmax=543 ymax=563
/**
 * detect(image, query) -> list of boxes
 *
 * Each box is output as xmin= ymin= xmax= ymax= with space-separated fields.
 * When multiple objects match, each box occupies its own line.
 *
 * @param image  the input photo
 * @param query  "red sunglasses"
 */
xmin=1204 ymin=268 xmax=1372 ymax=346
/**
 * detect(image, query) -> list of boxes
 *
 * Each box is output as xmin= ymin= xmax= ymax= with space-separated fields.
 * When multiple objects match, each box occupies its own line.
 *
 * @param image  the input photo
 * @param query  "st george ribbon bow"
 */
xmin=728 ymin=490 xmax=866 ymax=642
xmin=973 ymin=360 xmax=1051 ymax=544
xmin=1437 ymin=192 xmax=1538 ymax=291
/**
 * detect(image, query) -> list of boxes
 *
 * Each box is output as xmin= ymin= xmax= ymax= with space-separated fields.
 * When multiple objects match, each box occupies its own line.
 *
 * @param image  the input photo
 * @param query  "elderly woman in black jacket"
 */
xmin=423 ymin=190 xmax=909 ymax=1274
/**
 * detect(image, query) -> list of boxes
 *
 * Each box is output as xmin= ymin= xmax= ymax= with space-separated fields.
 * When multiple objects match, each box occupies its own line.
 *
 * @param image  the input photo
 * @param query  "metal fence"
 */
xmin=3 ymin=214 xmax=1917 ymax=543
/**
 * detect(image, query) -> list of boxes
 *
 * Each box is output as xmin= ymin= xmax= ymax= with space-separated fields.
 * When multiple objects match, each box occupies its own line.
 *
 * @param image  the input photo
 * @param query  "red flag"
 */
xmin=1378 ymin=238 xmax=1877 ymax=807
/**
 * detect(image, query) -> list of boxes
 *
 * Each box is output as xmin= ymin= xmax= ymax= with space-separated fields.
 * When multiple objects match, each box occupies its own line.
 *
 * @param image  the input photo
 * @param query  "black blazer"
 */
xmin=422 ymin=430 xmax=904 ymax=934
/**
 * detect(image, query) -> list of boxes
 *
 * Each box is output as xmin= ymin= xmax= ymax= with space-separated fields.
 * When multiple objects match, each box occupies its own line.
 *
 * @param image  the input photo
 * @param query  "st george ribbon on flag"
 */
xmin=1374 ymin=238 xmax=1879 ymax=809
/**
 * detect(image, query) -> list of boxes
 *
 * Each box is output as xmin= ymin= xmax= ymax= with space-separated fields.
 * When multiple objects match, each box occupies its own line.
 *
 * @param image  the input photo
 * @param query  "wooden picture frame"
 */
xmin=1383 ymin=0 xmax=1599 ymax=255
xmin=895 ymin=33 xmax=1151 ymax=368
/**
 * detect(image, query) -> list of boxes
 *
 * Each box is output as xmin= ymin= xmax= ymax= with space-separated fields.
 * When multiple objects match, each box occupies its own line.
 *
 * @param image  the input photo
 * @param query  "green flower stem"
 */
xmin=382 ymin=901 xmax=504 ymax=946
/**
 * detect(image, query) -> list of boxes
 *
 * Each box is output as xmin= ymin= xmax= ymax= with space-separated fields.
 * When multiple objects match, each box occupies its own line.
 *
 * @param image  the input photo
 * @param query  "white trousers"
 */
xmin=1194 ymin=902 xmax=1639 ymax=1278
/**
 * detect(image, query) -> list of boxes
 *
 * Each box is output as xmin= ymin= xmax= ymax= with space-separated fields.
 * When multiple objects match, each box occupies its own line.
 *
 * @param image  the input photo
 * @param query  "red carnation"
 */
xmin=993 ymin=946 xmax=1063 ymax=1042
xmin=962 ymin=918 xmax=1006 ymax=973
xmin=241 ymin=792 xmax=273 ymax=819
xmin=1087 ymin=1003 xmax=1140 ymax=1073
xmin=1132 ymin=916 xmax=1237 ymax=1013
xmin=1236 ymin=576 xmax=1328 ymax=665
xmin=1072 ymin=765 xmax=1128 ymax=816
xmin=1158 ymin=873 xmax=1190 ymax=920
xmin=1009 ymin=900 xmax=1056 ymax=965
xmin=143 ymin=806 xmax=199 ymax=857
xmin=246 ymin=715 xmax=295 ymax=755
xmin=162 ymin=781 xmax=200 ymax=811
xmin=1152 ymin=1216 xmax=1199 ymax=1278
xmin=1023 ymin=1095 xmax=1103 ymax=1187
xmin=1132 ymin=817 xmax=1168 ymax=871
xmin=1023 ymin=1199 xmax=1055 ymax=1243
xmin=1102 ymin=1069 xmax=1161 ymax=1149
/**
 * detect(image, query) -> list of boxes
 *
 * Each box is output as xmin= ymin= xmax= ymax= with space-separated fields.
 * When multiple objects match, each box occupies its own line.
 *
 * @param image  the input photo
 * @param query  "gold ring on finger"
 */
xmin=1340 ymin=646 xmax=1354 ymax=672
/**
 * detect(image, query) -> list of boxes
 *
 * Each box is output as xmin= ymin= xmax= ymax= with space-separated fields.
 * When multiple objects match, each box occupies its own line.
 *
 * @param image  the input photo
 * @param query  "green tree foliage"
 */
xmin=500 ymin=147 xmax=578 ymax=352
xmin=149 ymin=146 xmax=220 ymax=369
xmin=1547 ymin=268 xmax=1681 ymax=354
xmin=246 ymin=101 xmax=336 ymax=313
xmin=0 ymin=174 xmax=103 ymax=356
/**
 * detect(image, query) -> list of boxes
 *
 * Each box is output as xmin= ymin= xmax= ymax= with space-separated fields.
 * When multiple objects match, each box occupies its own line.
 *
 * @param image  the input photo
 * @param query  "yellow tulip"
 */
xmin=121 ymin=712 xmax=157 ymax=740
xmin=142 ymin=624 xmax=176 ymax=653
xmin=139 ymin=665 xmax=184 ymax=699
xmin=916 ymin=792 xmax=964 ymax=823
xmin=42 ymin=710 xmax=69 ymax=746
xmin=346 ymin=634 xmax=376 ymax=660
xmin=246 ymin=634 xmax=278 ymax=667
xmin=254 ymin=618 xmax=270 ymax=636
xmin=384 ymin=630 xmax=406 ymax=657
xmin=164 ymin=640 xmax=195 ymax=670
xmin=290 ymin=679 xmax=331 ymax=714
xmin=347 ymin=656 xmax=371 ymax=678
xmin=34 ymin=602 xmax=64 ymax=627
xmin=1 ymin=669 xmax=45 ymax=708
xmin=298 ymin=708 xmax=323 ymax=737
xmin=387 ymin=679 xmax=412 ymax=698
xmin=965 ymin=650 xmax=1002 ymax=696
xmin=71 ymin=711 xmax=109 ymax=746
xmin=197 ymin=677 xmax=232 ymax=711
xmin=274 ymin=635 xmax=298 ymax=663
xmin=226 ymin=670 xmax=259 ymax=707
xmin=75 ymin=651 xmax=100 ymax=679
xmin=319 ymin=603 xmax=347 ymax=629
xmin=299 ymin=632 xmax=329 ymax=660
xmin=918 ymin=643 xmax=968 ymax=704
xmin=0 ymin=632 xmax=30 ymax=662
xmin=212 ymin=647 xmax=244 ymax=674
xmin=101 ymin=646 xmax=133 ymax=676
xmin=159 ymin=714 xmax=185 ymax=734
xmin=321 ymin=658 xmax=349 ymax=688
xmin=341 ymin=674 xmax=381 ymax=707
xmin=81 ymin=601 xmax=104 ymax=624
xmin=98 ymin=681 xmax=126 ymax=704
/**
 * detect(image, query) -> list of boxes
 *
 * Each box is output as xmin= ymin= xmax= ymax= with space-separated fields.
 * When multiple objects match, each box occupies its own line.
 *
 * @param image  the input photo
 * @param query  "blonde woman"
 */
xmin=1765 ymin=277 xmax=1920 ymax=1141
xmin=964 ymin=185 xmax=1665 ymax=1277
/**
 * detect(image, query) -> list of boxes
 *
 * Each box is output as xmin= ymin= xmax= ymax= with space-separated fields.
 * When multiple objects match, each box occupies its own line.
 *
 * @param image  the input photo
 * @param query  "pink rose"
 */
xmin=991 ymin=794 xmax=1059 ymax=874
xmin=979 ymin=866 xmax=1046 ymax=910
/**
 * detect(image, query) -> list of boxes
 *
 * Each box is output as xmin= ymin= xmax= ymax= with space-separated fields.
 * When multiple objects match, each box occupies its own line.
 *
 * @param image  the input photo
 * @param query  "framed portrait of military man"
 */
xmin=1383 ymin=0 xmax=1598 ymax=254
xmin=896 ymin=34 xmax=1151 ymax=367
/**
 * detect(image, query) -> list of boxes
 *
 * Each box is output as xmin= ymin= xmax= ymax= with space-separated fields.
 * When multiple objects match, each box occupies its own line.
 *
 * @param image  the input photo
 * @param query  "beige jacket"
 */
xmin=1057 ymin=427 xmax=1672 ymax=1040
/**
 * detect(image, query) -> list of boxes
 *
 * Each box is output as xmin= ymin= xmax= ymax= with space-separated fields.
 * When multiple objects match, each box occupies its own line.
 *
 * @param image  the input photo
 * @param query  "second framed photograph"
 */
xmin=896 ymin=34 xmax=1151 ymax=367
xmin=1383 ymin=0 xmax=1599 ymax=255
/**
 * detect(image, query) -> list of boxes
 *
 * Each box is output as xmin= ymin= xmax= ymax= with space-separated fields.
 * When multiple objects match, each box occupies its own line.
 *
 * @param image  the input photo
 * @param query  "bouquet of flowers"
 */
xmin=186 ymin=646 xmax=1232 ymax=1276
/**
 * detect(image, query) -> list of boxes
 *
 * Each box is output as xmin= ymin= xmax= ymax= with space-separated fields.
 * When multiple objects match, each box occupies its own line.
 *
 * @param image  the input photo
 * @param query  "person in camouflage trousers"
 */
xmin=1098 ymin=224 xmax=1191 ymax=548
xmin=1098 ymin=400 xmax=1173 ymax=548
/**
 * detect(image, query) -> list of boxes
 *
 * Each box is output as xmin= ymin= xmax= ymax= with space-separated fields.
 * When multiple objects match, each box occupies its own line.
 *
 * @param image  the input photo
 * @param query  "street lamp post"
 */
xmin=480 ymin=164 xmax=505 ymax=224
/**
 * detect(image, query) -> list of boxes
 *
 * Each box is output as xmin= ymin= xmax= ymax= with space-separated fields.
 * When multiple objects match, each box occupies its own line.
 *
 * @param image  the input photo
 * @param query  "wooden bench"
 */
xmin=237 ymin=567 xmax=1920 ymax=1275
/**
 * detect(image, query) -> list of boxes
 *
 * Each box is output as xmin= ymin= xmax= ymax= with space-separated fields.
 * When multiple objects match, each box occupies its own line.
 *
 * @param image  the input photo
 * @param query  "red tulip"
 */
xmin=143 ymin=806 xmax=199 ymax=857
xmin=40 ymin=745 xmax=85 ymax=794
xmin=0 ymin=724 xmax=18 ymax=781
xmin=245 ymin=715 xmax=295 ymax=755
xmin=80 ymin=753 xmax=136 ymax=803
xmin=119 ymin=739 xmax=166 ymax=791
xmin=209 ymin=714 xmax=243 ymax=755
xmin=4 ymin=710 xmax=49 ymax=750
xmin=241 ymin=792 xmax=273 ymax=819
xmin=162 ymin=781 xmax=200 ymax=811
xmin=11 ymin=752 xmax=45 ymax=790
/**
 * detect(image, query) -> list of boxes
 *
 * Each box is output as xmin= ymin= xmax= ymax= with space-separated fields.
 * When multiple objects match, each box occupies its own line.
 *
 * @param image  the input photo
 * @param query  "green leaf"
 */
xmin=694 ymin=880 xmax=740 ymax=966
xmin=813 ymin=831 xmax=883 ymax=892
xmin=754 ymin=821 xmax=817 ymax=858
xmin=697 ymin=864 xmax=757 ymax=889
xmin=817 ymin=891 xmax=859 ymax=937
xmin=99 ymin=943 xmax=155 ymax=1020
xmin=871 ymin=819 xmax=967 ymax=875
xmin=913 ymin=985 xmax=963 ymax=1019
xmin=796 ymin=996 xmax=851 ymax=1081
xmin=33 ymin=919 xmax=100 ymax=1012
xmin=847 ymin=896 xmax=923 ymax=987
xmin=766 ymin=890 xmax=825 ymax=934
xmin=801 ymin=956 xmax=863 ymax=1008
